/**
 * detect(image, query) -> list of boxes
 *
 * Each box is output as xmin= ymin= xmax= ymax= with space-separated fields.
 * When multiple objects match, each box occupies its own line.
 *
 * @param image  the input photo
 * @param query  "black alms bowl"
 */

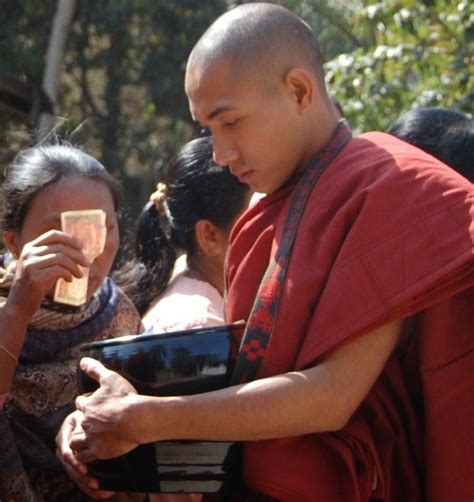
xmin=78 ymin=324 xmax=245 ymax=493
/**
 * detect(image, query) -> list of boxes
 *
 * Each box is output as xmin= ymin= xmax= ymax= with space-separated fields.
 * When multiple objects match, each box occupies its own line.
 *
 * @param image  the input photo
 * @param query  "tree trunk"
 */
xmin=37 ymin=0 xmax=77 ymax=140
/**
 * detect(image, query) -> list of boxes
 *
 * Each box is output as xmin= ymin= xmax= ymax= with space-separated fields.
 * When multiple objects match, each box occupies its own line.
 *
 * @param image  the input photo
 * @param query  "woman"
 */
xmin=116 ymin=135 xmax=251 ymax=332
xmin=59 ymin=136 xmax=250 ymax=501
xmin=0 ymin=144 xmax=142 ymax=501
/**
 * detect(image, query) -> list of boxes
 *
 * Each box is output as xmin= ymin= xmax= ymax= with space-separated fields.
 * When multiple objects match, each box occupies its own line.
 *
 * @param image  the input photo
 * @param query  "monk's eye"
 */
xmin=224 ymin=119 xmax=238 ymax=127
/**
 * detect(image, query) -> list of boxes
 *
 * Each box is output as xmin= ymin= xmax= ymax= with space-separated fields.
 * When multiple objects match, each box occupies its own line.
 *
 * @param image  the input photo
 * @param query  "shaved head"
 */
xmin=185 ymin=3 xmax=339 ymax=193
xmin=186 ymin=3 xmax=325 ymax=91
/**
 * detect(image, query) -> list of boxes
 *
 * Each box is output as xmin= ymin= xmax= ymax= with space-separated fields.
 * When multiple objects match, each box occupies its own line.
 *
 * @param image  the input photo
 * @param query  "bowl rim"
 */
xmin=79 ymin=322 xmax=245 ymax=352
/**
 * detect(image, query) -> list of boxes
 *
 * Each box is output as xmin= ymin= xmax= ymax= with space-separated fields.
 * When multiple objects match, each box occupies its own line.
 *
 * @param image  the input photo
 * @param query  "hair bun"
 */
xmin=149 ymin=182 xmax=168 ymax=216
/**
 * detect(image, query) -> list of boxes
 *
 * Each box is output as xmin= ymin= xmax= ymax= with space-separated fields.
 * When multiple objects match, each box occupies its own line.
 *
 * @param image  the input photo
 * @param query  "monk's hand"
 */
xmin=55 ymin=410 xmax=114 ymax=499
xmin=72 ymin=357 xmax=142 ymax=461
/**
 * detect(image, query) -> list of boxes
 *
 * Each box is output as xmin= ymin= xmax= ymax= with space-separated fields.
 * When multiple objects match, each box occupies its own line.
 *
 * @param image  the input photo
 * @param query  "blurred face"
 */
xmin=186 ymin=58 xmax=306 ymax=194
xmin=13 ymin=175 xmax=119 ymax=299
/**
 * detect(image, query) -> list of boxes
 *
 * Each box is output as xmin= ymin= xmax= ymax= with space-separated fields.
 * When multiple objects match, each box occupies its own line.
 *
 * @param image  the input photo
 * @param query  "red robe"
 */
xmin=225 ymin=132 xmax=474 ymax=501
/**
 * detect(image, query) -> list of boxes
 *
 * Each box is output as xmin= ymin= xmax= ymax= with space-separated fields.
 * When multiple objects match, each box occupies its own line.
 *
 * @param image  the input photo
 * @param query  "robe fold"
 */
xmin=225 ymin=132 xmax=473 ymax=501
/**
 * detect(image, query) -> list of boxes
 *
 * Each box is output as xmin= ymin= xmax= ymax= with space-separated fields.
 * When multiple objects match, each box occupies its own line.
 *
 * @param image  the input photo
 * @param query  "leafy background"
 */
xmin=1 ymin=0 xmax=472 ymax=259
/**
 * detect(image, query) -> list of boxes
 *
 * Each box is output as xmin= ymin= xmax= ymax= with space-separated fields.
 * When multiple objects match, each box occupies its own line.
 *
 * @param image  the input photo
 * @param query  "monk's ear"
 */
xmin=3 ymin=230 xmax=20 ymax=258
xmin=284 ymin=68 xmax=314 ymax=112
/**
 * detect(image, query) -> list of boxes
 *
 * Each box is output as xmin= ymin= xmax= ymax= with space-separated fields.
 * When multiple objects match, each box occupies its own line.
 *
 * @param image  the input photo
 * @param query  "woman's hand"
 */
xmin=56 ymin=410 xmax=114 ymax=499
xmin=7 ymin=229 xmax=89 ymax=319
xmin=72 ymin=358 xmax=143 ymax=462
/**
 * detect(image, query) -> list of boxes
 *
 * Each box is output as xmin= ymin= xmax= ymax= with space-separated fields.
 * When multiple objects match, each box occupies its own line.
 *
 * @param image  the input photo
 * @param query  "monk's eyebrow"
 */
xmin=207 ymin=104 xmax=234 ymax=121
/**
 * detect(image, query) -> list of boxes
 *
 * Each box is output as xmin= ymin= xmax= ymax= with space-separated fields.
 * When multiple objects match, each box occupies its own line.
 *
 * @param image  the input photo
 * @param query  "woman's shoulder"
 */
xmin=142 ymin=273 xmax=224 ymax=333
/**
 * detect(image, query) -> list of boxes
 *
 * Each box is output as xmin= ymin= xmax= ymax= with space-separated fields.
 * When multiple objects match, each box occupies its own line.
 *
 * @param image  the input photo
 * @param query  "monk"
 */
xmin=57 ymin=4 xmax=473 ymax=501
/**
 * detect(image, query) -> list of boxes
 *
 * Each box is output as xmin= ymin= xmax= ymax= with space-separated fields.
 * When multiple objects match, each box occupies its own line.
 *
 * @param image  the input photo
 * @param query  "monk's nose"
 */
xmin=212 ymin=136 xmax=239 ymax=166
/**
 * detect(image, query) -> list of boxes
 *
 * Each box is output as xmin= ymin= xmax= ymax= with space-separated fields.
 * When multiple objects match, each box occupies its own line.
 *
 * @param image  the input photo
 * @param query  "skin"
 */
xmin=0 ymin=174 xmax=119 ymax=416
xmin=56 ymin=5 xmax=406 ymax=498
xmin=187 ymin=219 xmax=233 ymax=296
xmin=189 ymin=189 xmax=252 ymax=296
xmin=62 ymin=319 xmax=402 ymax=457
xmin=185 ymin=57 xmax=336 ymax=194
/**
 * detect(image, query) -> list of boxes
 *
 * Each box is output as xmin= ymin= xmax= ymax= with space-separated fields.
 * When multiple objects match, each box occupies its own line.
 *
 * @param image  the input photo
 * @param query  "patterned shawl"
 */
xmin=0 ymin=267 xmax=142 ymax=502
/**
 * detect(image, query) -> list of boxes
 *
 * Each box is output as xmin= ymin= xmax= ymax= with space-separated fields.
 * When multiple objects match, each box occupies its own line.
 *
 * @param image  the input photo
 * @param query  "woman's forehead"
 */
xmin=28 ymin=176 xmax=116 ymax=217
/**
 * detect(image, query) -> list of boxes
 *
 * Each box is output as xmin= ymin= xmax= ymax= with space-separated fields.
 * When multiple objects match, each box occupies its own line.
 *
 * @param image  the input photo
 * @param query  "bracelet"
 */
xmin=0 ymin=344 xmax=18 ymax=365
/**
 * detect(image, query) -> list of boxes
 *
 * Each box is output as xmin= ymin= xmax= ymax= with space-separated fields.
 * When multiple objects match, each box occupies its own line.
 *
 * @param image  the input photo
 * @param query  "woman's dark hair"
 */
xmin=115 ymin=136 xmax=250 ymax=315
xmin=387 ymin=107 xmax=474 ymax=181
xmin=1 ymin=144 xmax=122 ymax=232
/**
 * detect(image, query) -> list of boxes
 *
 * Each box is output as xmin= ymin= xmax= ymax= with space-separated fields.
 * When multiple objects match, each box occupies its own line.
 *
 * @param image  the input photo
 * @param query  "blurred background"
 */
xmin=1 ymin=0 xmax=472 ymax=260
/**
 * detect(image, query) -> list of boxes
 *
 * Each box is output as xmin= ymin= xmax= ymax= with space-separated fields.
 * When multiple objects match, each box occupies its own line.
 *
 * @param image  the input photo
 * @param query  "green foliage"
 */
xmin=323 ymin=0 xmax=473 ymax=132
xmin=276 ymin=0 xmax=362 ymax=59
xmin=0 ymin=1 xmax=57 ymax=166
xmin=63 ymin=0 xmax=228 ymax=178
xmin=0 ymin=1 xmax=53 ymax=79
xmin=1 ymin=0 xmax=472 ymax=222
xmin=0 ymin=0 xmax=229 ymax=261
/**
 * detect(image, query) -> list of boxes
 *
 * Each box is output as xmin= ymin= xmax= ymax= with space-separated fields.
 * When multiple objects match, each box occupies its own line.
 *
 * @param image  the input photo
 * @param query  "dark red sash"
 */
xmin=231 ymin=121 xmax=352 ymax=384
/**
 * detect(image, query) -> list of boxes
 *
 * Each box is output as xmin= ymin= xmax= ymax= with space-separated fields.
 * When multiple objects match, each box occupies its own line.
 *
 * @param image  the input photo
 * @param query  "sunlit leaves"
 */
xmin=323 ymin=0 xmax=473 ymax=132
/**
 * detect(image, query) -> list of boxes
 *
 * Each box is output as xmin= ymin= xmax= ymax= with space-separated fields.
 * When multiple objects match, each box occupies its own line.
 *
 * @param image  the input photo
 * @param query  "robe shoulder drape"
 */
xmin=226 ymin=132 xmax=473 ymax=501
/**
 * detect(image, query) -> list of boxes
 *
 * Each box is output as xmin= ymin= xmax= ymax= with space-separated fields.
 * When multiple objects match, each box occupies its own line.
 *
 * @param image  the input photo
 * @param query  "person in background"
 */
xmin=0 ymin=144 xmax=142 ymax=501
xmin=387 ymin=106 xmax=473 ymax=181
xmin=58 ymin=4 xmax=473 ymax=501
xmin=115 ymin=135 xmax=251 ymax=332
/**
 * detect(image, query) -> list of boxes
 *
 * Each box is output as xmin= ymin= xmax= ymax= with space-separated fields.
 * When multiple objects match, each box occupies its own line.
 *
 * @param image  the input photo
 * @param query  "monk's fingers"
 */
xmin=69 ymin=429 xmax=89 ymax=451
xmin=59 ymin=454 xmax=114 ymax=499
xmin=78 ymin=357 xmax=118 ymax=387
xmin=69 ymin=429 xmax=109 ymax=462
xmin=73 ymin=445 xmax=99 ymax=465
xmin=56 ymin=419 xmax=114 ymax=499
xmin=56 ymin=445 xmax=88 ymax=475
xmin=56 ymin=440 xmax=88 ymax=474
xmin=55 ymin=411 xmax=87 ymax=471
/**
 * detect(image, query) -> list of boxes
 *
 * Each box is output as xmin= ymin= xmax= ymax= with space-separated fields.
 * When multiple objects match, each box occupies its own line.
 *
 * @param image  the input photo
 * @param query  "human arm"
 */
xmin=56 ymin=411 xmax=192 ymax=501
xmin=55 ymin=410 xmax=115 ymax=499
xmin=0 ymin=230 xmax=88 ymax=396
xmin=70 ymin=318 xmax=403 ymax=461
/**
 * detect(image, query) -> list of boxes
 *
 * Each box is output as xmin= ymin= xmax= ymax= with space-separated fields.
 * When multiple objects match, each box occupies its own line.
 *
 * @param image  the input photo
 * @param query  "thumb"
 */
xmin=79 ymin=357 xmax=114 ymax=384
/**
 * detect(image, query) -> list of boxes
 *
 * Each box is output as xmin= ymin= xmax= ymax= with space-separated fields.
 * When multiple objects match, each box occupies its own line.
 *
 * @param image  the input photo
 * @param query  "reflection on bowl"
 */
xmin=78 ymin=324 xmax=245 ymax=493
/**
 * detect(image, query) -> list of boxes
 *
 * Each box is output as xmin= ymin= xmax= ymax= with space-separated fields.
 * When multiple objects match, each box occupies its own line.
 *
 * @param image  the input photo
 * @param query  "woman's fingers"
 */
xmin=30 ymin=243 xmax=91 ymax=268
xmin=20 ymin=254 xmax=85 ymax=281
xmin=28 ymin=229 xmax=83 ymax=250
xmin=21 ymin=239 xmax=90 ymax=270
xmin=19 ymin=229 xmax=90 ymax=272
xmin=11 ymin=231 xmax=93 ymax=301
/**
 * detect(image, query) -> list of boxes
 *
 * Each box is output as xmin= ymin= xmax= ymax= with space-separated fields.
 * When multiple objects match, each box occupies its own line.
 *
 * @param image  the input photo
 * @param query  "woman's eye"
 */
xmin=225 ymin=119 xmax=238 ymax=127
